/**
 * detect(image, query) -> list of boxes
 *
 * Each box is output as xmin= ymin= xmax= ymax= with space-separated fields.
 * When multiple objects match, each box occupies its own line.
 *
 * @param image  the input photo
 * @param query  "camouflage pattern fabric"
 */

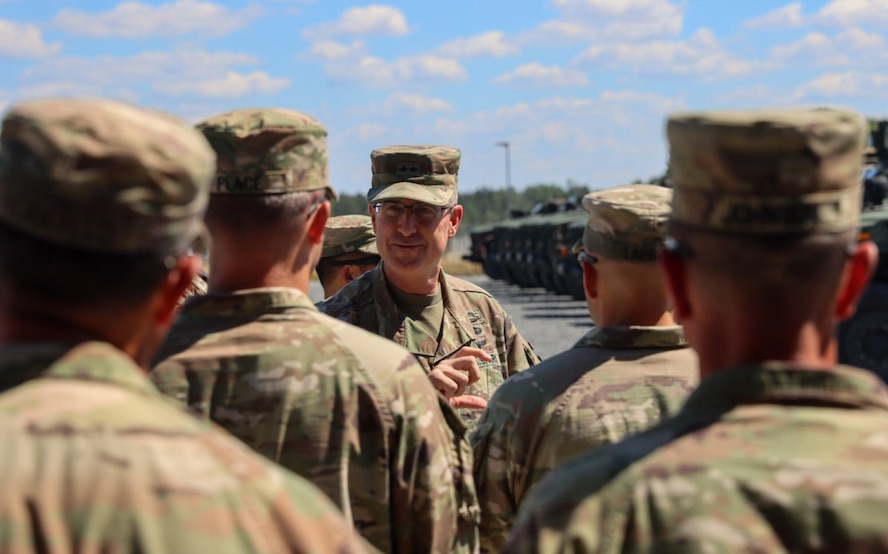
xmin=668 ymin=108 xmax=866 ymax=235
xmin=152 ymin=287 xmax=479 ymax=554
xmin=0 ymin=98 xmax=213 ymax=255
xmin=322 ymin=214 xmax=378 ymax=259
xmin=368 ymin=145 xmax=460 ymax=207
xmin=472 ymin=326 xmax=697 ymax=553
xmin=199 ymin=108 xmax=337 ymax=200
xmin=317 ymin=263 xmax=541 ymax=429
xmin=0 ymin=341 xmax=368 ymax=554
xmin=506 ymin=362 xmax=888 ymax=553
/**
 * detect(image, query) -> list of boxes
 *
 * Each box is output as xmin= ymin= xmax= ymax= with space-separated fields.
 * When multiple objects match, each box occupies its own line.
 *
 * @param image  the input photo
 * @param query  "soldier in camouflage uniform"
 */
xmin=316 ymin=214 xmax=381 ymax=298
xmin=0 ymin=98 xmax=366 ymax=553
xmin=317 ymin=146 xmax=540 ymax=428
xmin=507 ymin=108 xmax=888 ymax=553
xmin=151 ymin=110 xmax=479 ymax=554
xmin=472 ymin=184 xmax=698 ymax=552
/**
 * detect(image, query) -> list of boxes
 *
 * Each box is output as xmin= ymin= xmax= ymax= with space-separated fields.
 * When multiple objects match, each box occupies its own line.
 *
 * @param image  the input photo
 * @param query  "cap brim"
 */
xmin=368 ymin=182 xmax=454 ymax=207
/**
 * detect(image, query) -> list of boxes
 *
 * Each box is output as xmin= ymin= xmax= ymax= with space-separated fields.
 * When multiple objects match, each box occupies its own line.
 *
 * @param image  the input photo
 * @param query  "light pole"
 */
xmin=495 ymin=141 xmax=512 ymax=191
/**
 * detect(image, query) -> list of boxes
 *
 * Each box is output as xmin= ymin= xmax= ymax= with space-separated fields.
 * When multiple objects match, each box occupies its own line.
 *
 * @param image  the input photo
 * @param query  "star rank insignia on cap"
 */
xmin=394 ymin=163 xmax=422 ymax=177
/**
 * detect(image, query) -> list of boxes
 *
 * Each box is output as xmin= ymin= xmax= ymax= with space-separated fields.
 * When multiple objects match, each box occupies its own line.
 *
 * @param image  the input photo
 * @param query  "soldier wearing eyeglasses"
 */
xmin=318 ymin=145 xmax=541 ymax=429
xmin=151 ymin=114 xmax=480 ymax=554
xmin=471 ymin=184 xmax=698 ymax=552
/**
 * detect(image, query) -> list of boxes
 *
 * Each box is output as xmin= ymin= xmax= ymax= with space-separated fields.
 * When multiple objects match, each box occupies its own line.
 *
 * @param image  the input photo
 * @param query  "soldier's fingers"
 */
xmin=428 ymin=370 xmax=459 ymax=398
xmin=445 ymin=356 xmax=483 ymax=385
xmin=449 ymin=395 xmax=488 ymax=410
xmin=453 ymin=346 xmax=493 ymax=362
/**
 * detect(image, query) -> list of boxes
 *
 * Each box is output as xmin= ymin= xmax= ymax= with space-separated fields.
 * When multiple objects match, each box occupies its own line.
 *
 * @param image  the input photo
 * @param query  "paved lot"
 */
xmin=310 ymin=274 xmax=591 ymax=360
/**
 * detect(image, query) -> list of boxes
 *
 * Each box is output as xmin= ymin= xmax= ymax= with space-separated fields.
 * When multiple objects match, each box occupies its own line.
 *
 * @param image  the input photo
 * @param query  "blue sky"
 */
xmin=2 ymin=0 xmax=887 ymax=195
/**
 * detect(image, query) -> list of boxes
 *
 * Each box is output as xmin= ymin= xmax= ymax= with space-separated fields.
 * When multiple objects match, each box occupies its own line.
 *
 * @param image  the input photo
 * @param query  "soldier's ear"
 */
xmin=307 ymin=201 xmax=330 ymax=245
xmin=155 ymin=255 xmax=200 ymax=326
xmin=659 ymin=248 xmax=692 ymax=322
xmin=448 ymin=204 xmax=463 ymax=234
xmin=835 ymin=241 xmax=878 ymax=321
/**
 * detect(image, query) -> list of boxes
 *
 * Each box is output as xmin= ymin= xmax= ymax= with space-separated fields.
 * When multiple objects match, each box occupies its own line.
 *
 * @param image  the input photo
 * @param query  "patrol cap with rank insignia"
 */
xmin=368 ymin=145 xmax=460 ymax=207
xmin=198 ymin=108 xmax=337 ymax=200
xmin=575 ymin=184 xmax=672 ymax=263
xmin=667 ymin=108 xmax=867 ymax=235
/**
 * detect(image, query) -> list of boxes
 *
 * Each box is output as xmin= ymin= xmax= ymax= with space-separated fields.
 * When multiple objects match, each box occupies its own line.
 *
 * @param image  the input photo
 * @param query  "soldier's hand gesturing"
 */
xmin=430 ymin=346 xmax=492 ymax=409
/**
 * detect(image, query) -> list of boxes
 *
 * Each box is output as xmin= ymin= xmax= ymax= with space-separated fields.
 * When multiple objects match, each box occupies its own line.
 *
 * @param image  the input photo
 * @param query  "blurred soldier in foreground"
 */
xmin=151 ymin=110 xmax=479 ymax=553
xmin=508 ymin=108 xmax=888 ymax=553
xmin=316 ymin=214 xmax=381 ymax=298
xmin=318 ymin=145 xmax=541 ymax=428
xmin=0 ymin=98 xmax=366 ymax=553
xmin=472 ymin=184 xmax=698 ymax=552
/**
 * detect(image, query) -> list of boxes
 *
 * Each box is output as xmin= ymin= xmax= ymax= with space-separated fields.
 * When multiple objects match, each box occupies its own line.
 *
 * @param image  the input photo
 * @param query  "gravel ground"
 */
xmin=309 ymin=274 xmax=591 ymax=360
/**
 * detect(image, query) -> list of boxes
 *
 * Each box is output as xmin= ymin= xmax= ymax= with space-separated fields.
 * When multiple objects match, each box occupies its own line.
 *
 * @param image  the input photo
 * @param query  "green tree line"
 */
xmin=333 ymin=176 xmax=669 ymax=234
xmin=331 ymin=181 xmax=593 ymax=235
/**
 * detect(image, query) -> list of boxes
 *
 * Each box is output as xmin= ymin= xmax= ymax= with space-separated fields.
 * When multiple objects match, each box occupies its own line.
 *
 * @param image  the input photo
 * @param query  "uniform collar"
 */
xmin=179 ymin=287 xmax=316 ymax=318
xmin=682 ymin=361 xmax=888 ymax=413
xmin=373 ymin=264 xmax=475 ymax=363
xmin=575 ymin=325 xmax=687 ymax=349
xmin=0 ymin=341 xmax=157 ymax=396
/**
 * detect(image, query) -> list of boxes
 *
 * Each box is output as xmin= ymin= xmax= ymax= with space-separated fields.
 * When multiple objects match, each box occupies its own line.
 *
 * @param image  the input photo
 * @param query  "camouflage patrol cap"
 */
xmin=321 ymin=214 xmax=378 ymax=259
xmin=668 ymin=107 xmax=867 ymax=235
xmin=368 ymin=145 xmax=459 ymax=207
xmin=0 ymin=98 xmax=214 ymax=254
xmin=198 ymin=108 xmax=337 ymax=200
xmin=576 ymin=185 xmax=672 ymax=262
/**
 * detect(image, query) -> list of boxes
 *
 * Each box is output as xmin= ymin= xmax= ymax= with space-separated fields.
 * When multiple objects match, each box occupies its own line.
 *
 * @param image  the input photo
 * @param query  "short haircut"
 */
xmin=0 ymin=219 xmax=173 ymax=308
xmin=671 ymin=224 xmax=856 ymax=308
xmin=205 ymin=190 xmax=323 ymax=240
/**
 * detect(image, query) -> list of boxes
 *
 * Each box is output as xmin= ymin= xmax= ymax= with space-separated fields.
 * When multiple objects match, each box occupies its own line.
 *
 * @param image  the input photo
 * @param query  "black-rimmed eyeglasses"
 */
xmin=374 ymin=202 xmax=452 ymax=225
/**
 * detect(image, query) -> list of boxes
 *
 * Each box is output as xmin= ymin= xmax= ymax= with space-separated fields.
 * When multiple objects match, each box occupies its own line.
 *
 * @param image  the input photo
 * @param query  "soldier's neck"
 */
xmin=383 ymin=266 xmax=440 ymax=295
xmin=208 ymin=248 xmax=311 ymax=294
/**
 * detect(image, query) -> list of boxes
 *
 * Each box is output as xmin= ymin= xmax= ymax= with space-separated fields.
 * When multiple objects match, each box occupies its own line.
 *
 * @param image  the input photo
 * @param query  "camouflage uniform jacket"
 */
xmin=0 ymin=340 xmax=368 ymax=554
xmin=506 ymin=362 xmax=888 ymax=553
xmin=471 ymin=325 xmax=697 ymax=553
xmin=151 ymin=287 xmax=479 ymax=554
xmin=317 ymin=262 xmax=541 ymax=428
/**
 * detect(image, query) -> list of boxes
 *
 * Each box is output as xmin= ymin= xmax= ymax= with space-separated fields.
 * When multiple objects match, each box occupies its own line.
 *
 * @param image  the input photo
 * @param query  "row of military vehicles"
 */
xmin=464 ymin=119 xmax=888 ymax=378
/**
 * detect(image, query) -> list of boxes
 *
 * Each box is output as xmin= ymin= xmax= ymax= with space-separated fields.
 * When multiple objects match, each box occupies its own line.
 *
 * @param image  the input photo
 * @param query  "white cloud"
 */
xmin=303 ymin=4 xmax=408 ymax=39
xmin=308 ymin=39 xmax=365 ymax=61
xmin=53 ymin=0 xmax=261 ymax=38
xmin=0 ymin=20 xmax=62 ymax=58
xmin=574 ymin=28 xmax=772 ymax=80
xmin=154 ymin=71 xmax=290 ymax=98
xmin=424 ymin=90 xmax=684 ymax=188
xmin=324 ymin=54 xmax=466 ymax=86
xmin=817 ymin=0 xmax=888 ymax=28
xmin=793 ymin=71 xmax=888 ymax=99
xmin=771 ymin=28 xmax=886 ymax=66
xmin=743 ymin=2 xmax=804 ymax=29
xmin=525 ymin=0 xmax=683 ymax=44
xmin=20 ymin=48 xmax=287 ymax=99
xmin=437 ymin=31 xmax=519 ymax=58
xmin=383 ymin=92 xmax=452 ymax=113
xmin=493 ymin=63 xmax=589 ymax=87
